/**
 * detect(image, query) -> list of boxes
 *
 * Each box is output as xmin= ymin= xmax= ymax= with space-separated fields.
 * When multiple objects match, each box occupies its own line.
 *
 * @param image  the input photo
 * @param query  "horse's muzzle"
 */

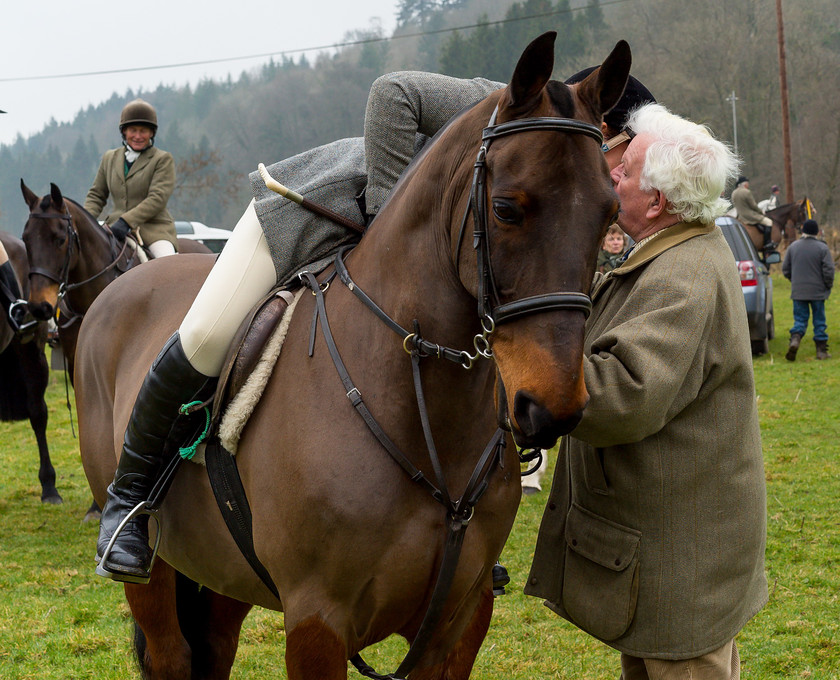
xmin=27 ymin=300 xmax=55 ymax=322
xmin=511 ymin=389 xmax=586 ymax=449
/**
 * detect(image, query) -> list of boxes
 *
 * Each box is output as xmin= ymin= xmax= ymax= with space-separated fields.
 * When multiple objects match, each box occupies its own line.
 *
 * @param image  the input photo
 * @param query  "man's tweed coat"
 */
xmin=525 ymin=222 xmax=768 ymax=659
xmin=84 ymin=145 xmax=178 ymax=249
xmin=249 ymin=72 xmax=501 ymax=285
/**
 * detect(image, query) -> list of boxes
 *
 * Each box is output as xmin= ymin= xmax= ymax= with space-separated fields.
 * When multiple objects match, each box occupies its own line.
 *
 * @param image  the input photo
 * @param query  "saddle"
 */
xmin=198 ymin=285 xmax=303 ymax=460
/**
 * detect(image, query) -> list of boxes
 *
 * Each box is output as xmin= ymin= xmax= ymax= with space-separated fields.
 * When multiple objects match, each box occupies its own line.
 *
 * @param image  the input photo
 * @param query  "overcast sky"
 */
xmin=0 ymin=0 xmax=399 ymax=145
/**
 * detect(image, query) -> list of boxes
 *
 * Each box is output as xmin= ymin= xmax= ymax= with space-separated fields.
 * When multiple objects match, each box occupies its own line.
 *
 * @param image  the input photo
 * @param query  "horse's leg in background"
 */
xmin=411 ymin=588 xmax=495 ymax=680
xmin=174 ymin=571 xmax=253 ymax=679
xmin=17 ymin=339 xmax=61 ymax=503
xmin=771 ymin=221 xmax=783 ymax=248
xmin=125 ymin=560 xmax=192 ymax=679
xmin=285 ymin=615 xmax=349 ymax=680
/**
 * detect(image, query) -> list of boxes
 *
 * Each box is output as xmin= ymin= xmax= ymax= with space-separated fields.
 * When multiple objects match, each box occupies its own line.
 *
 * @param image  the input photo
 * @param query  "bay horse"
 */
xmin=743 ymin=197 xmax=814 ymax=253
xmin=20 ymin=180 xmax=212 ymax=382
xmin=0 ymin=230 xmax=61 ymax=504
xmin=75 ymin=33 xmax=631 ymax=679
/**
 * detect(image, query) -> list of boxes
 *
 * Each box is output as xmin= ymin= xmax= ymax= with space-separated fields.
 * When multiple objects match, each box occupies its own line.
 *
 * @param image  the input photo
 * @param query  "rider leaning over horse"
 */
xmin=731 ymin=175 xmax=777 ymax=253
xmin=94 ymin=68 xmax=654 ymax=585
xmin=84 ymin=99 xmax=179 ymax=258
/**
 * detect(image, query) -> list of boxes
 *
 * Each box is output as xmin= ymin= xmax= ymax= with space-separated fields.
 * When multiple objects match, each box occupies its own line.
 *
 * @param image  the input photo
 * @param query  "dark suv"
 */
xmin=716 ymin=216 xmax=780 ymax=355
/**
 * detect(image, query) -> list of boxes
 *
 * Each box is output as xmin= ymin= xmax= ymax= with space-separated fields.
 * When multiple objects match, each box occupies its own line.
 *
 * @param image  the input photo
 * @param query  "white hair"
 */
xmin=625 ymin=103 xmax=740 ymax=224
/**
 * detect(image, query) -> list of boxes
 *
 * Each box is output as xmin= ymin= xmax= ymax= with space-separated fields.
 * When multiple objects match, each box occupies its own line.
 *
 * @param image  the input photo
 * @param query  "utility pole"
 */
xmin=776 ymin=0 xmax=794 ymax=201
xmin=726 ymin=90 xmax=738 ymax=156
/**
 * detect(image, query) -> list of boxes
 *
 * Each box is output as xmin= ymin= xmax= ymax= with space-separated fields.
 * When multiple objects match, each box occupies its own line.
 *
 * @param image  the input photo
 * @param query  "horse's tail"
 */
xmin=0 ymin=344 xmax=30 ymax=421
xmin=131 ymin=621 xmax=149 ymax=679
xmin=129 ymin=571 xmax=206 ymax=678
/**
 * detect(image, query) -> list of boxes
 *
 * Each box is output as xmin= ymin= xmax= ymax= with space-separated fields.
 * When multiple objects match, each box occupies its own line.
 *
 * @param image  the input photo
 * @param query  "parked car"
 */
xmin=716 ymin=216 xmax=781 ymax=355
xmin=175 ymin=220 xmax=231 ymax=253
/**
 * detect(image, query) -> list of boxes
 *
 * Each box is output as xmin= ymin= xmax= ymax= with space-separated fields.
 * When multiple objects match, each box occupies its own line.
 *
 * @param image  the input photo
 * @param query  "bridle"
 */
xmin=305 ymin=106 xmax=605 ymax=680
xmin=25 ymin=208 xmax=131 ymax=324
xmin=466 ymin=106 xmax=598 ymax=341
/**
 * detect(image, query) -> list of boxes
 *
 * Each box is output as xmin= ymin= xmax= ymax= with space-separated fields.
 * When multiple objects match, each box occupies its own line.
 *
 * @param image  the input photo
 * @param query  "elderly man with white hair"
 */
xmin=526 ymin=104 xmax=768 ymax=680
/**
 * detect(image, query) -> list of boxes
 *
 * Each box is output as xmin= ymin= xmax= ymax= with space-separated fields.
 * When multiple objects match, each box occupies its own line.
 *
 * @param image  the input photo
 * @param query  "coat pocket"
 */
xmin=562 ymin=503 xmax=641 ymax=641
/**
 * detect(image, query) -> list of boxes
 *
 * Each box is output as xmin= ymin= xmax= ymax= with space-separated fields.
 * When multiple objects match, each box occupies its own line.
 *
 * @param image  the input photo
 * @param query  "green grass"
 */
xmin=1 ymin=271 xmax=838 ymax=678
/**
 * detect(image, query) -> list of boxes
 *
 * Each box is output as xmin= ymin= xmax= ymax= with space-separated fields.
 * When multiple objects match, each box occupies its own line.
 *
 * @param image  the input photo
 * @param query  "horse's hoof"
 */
xmin=41 ymin=493 xmax=63 ymax=505
xmin=82 ymin=509 xmax=102 ymax=523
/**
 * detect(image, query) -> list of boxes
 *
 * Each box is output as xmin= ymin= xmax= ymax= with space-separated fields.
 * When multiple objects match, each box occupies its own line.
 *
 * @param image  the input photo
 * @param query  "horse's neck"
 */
xmin=350 ymin=183 xmax=476 ymax=352
xmin=68 ymin=207 xmax=118 ymax=302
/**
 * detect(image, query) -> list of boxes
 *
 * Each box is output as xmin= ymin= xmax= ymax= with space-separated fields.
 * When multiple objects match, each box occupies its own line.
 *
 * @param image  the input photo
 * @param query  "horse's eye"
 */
xmin=492 ymin=199 xmax=522 ymax=225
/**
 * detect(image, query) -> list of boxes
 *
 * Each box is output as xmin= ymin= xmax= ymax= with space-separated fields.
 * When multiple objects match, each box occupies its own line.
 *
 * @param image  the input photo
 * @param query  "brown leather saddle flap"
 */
xmin=210 ymin=286 xmax=298 ymax=428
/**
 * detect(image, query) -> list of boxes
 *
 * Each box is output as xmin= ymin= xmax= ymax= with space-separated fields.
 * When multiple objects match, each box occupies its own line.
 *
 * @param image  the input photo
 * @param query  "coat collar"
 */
xmin=125 ymin=145 xmax=156 ymax=178
xmin=612 ymin=221 xmax=714 ymax=275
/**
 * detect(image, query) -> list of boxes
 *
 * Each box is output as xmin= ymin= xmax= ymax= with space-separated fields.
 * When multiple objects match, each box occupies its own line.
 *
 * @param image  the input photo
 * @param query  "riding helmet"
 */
xmin=564 ymin=67 xmax=656 ymax=132
xmin=119 ymin=98 xmax=158 ymax=134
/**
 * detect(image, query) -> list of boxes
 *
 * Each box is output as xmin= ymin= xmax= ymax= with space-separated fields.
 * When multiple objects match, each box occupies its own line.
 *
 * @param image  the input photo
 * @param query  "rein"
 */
xmin=301 ymin=268 xmax=506 ymax=680
xmin=302 ymin=108 xmax=603 ymax=680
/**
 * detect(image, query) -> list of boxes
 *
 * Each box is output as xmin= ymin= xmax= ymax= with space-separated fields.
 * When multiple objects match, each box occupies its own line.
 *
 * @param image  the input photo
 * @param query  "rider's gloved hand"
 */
xmin=110 ymin=218 xmax=131 ymax=242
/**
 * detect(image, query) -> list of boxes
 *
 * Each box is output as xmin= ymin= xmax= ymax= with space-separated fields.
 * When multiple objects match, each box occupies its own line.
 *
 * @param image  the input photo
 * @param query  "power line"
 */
xmin=0 ymin=0 xmax=630 ymax=84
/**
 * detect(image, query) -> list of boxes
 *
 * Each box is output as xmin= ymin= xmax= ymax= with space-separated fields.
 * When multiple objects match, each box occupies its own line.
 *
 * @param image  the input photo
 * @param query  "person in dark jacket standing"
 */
xmin=85 ymin=98 xmax=178 ymax=257
xmin=782 ymin=218 xmax=835 ymax=360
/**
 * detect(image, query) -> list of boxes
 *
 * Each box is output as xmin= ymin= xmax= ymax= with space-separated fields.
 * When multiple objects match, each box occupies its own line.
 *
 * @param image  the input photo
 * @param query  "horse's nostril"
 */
xmin=512 ymin=390 xmax=584 ymax=448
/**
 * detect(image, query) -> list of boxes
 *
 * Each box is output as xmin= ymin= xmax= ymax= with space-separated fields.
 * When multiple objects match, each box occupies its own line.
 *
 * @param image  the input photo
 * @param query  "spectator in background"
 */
xmin=85 ymin=98 xmax=178 ymax=258
xmin=782 ymin=218 xmax=834 ymax=361
xmin=732 ymin=176 xmax=776 ymax=253
xmin=597 ymin=223 xmax=627 ymax=273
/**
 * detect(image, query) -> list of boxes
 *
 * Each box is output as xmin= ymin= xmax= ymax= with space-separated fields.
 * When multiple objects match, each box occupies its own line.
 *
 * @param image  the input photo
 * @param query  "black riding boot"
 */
xmin=0 ymin=260 xmax=26 ymax=332
xmin=96 ymin=332 xmax=211 ymax=583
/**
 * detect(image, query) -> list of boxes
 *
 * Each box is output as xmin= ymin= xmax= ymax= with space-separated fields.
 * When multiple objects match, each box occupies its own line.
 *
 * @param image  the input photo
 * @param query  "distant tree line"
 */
xmin=2 ymin=0 xmax=839 ymax=236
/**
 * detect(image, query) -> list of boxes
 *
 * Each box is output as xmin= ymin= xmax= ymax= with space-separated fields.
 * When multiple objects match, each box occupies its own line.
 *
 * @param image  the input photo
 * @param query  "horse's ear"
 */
xmin=50 ymin=182 xmax=64 ymax=210
xmin=574 ymin=40 xmax=632 ymax=119
xmin=506 ymin=31 xmax=557 ymax=112
xmin=20 ymin=178 xmax=39 ymax=209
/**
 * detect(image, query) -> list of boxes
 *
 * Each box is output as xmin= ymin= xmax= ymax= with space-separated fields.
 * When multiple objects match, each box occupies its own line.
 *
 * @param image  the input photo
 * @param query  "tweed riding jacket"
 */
xmin=525 ymin=222 xmax=768 ymax=659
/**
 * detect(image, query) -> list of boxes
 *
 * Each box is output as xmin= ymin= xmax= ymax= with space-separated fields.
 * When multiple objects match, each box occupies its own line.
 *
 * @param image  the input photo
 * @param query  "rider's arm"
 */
xmin=363 ymin=71 xmax=502 ymax=217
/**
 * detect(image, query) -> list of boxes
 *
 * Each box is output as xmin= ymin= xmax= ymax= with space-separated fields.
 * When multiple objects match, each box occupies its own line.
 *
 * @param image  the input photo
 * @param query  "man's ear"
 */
xmin=646 ymin=190 xmax=668 ymax=219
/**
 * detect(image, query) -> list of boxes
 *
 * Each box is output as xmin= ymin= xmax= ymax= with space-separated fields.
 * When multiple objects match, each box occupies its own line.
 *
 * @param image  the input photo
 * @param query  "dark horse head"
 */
xmin=380 ymin=32 xmax=631 ymax=449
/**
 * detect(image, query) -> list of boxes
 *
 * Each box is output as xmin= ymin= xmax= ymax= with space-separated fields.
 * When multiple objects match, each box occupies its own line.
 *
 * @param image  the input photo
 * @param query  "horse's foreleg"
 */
xmin=286 ymin=615 xmax=349 ymax=680
xmin=411 ymin=587 xmax=495 ymax=680
xmin=125 ymin=560 xmax=192 ymax=679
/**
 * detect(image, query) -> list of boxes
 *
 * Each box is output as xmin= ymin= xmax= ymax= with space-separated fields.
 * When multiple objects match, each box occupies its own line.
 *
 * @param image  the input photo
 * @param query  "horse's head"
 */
xmin=20 ymin=180 xmax=78 ymax=321
xmin=451 ymin=33 xmax=631 ymax=449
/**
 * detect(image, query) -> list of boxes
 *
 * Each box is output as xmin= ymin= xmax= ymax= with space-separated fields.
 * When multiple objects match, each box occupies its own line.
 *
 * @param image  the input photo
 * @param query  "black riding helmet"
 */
xmin=564 ymin=67 xmax=656 ymax=135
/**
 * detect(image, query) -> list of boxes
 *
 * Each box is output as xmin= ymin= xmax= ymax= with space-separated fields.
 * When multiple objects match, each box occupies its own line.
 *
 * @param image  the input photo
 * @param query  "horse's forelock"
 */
xmin=545 ymin=80 xmax=575 ymax=118
xmin=38 ymin=195 xmax=51 ymax=213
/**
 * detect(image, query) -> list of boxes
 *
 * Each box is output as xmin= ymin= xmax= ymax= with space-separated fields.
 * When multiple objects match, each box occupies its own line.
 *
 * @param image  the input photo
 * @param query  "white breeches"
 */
xmin=148 ymin=240 xmax=177 ymax=258
xmin=179 ymin=200 xmax=277 ymax=377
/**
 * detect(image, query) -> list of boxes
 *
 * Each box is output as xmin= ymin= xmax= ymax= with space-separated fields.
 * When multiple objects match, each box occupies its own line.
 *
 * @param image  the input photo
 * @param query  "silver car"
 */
xmin=716 ymin=216 xmax=780 ymax=355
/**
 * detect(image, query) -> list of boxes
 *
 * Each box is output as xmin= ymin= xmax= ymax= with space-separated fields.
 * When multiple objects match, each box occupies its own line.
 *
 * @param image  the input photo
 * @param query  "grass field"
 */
xmin=1 ymin=272 xmax=838 ymax=679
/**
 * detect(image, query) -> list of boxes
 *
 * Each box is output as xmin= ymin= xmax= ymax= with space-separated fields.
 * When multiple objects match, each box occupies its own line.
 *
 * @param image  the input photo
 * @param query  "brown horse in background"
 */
xmin=0 ymin=231 xmax=61 ymax=504
xmin=743 ymin=197 xmax=814 ymax=253
xmin=75 ymin=33 xmax=631 ymax=679
xmin=20 ymin=181 xmax=211 ymax=381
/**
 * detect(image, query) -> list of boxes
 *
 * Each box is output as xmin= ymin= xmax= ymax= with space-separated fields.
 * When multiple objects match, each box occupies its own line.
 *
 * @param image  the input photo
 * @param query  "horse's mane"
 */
xmin=63 ymin=196 xmax=112 ymax=236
